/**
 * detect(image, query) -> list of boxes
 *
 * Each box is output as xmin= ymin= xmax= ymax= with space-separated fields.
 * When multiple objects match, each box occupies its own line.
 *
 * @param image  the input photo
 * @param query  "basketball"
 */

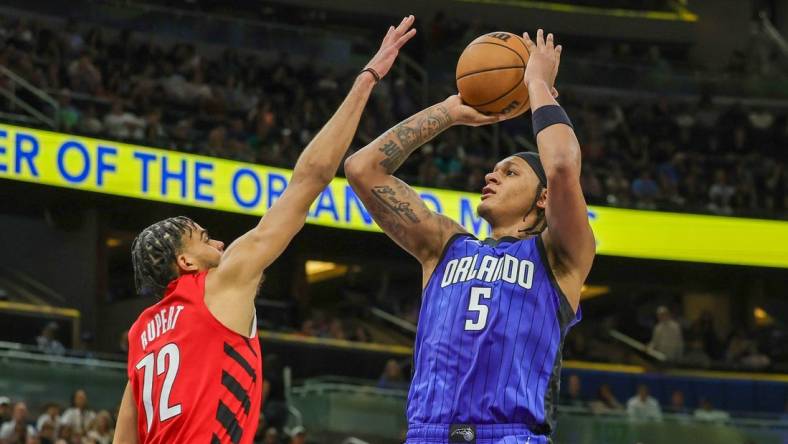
xmin=455 ymin=31 xmax=530 ymax=115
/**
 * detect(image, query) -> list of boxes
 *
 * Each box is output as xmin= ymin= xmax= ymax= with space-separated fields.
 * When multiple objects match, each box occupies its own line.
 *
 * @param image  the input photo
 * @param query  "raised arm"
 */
xmin=206 ymin=17 xmax=417 ymax=307
xmin=345 ymin=96 xmax=503 ymax=284
xmin=523 ymin=30 xmax=595 ymax=309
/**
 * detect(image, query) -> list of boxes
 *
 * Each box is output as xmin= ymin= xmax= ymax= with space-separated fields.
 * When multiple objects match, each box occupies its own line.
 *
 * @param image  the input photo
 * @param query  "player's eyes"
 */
xmin=506 ymin=170 xmax=516 ymax=176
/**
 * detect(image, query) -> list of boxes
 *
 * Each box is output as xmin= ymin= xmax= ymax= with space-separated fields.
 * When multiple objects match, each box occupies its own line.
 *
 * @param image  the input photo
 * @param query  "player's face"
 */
xmin=178 ymin=223 xmax=225 ymax=272
xmin=477 ymin=156 xmax=543 ymax=226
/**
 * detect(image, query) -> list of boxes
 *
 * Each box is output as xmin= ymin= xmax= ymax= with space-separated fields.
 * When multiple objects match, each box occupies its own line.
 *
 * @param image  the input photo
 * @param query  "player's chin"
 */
xmin=477 ymin=201 xmax=493 ymax=221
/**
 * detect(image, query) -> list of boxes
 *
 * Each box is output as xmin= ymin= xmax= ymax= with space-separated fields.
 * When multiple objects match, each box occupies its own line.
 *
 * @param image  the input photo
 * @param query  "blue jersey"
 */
xmin=407 ymin=233 xmax=581 ymax=436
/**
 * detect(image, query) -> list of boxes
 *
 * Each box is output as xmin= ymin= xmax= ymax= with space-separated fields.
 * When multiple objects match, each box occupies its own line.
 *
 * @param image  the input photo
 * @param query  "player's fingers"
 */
xmin=404 ymin=14 xmax=415 ymax=31
xmin=394 ymin=28 xmax=417 ymax=48
xmin=382 ymin=26 xmax=395 ymax=45
xmin=546 ymin=32 xmax=554 ymax=50
xmin=551 ymin=87 xmax=559 ymax=99
xmin=522 ymin=32 xmax=535 ymax=51
xmin=395 ymin=15 xmax=411 ymax=34
xmin=554 ymin=45 xmax=562 ymax=71
xmin=536 ymin=29 xmax=544 ymax=49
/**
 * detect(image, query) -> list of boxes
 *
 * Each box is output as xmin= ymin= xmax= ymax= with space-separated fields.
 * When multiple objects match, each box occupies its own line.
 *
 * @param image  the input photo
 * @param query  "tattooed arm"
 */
xmin=345 ymin=95 xmax=501 ymax=284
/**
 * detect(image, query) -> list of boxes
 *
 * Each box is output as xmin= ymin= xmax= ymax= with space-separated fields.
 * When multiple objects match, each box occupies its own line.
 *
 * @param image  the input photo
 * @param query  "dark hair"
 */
xmin=131 ymin=216 xmax=196 ymax=298
xmin=71 ymin=389 xmax=87 ymax=408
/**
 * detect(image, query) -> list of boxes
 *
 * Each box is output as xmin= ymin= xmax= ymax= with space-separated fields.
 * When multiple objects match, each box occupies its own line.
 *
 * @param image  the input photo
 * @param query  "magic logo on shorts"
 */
xmin=449 ymin=424 xmax=476 ymax=443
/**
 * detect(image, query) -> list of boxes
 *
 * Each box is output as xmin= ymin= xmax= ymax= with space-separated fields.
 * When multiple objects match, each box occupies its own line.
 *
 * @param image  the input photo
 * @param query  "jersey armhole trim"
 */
xmin=422 ymin=232 xmax=475 ymax=292
xmin=536 ymin=234 xmax=579 ymax=324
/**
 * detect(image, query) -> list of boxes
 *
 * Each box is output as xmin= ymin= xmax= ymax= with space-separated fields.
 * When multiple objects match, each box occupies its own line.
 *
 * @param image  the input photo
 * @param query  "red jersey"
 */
xmin=127 ymin=271 xmax=262 ymax=444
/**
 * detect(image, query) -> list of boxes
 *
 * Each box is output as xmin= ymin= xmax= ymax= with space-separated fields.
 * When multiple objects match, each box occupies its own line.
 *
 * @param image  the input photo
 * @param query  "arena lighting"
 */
xmin=305 ymin=260 xmax=348 ymax=283
xmin=580 ymin=285 xmax=609 ymax=300
xmin=1 ymin=124 xmax=787 ymax=268
xmin=753 ymin=307 xmax=774 ymax=326
xmin=106 ymin=237 xmax=123 ymax=247
xmin=454 ymin=0 xmax=698 ymax=22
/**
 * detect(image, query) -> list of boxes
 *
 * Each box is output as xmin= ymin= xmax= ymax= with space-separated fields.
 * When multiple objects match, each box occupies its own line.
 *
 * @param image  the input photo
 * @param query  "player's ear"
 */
xmin=176 ymin=253 xmax=198 ymax=272
xmin=537 ymin=187 xmax=548 ymax=210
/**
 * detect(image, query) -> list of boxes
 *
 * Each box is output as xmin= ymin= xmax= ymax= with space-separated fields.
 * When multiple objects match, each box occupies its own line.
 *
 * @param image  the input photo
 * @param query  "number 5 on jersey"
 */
xmin=135 ymin=343 xmax=183 ymax=432
xmin=465 ymin=287 xmax=492 ymax=331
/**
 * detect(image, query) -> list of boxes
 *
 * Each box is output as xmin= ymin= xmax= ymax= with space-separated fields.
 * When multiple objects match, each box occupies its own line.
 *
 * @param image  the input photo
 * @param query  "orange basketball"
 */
xmin=455 ymin=32 xmax=530 ymax=115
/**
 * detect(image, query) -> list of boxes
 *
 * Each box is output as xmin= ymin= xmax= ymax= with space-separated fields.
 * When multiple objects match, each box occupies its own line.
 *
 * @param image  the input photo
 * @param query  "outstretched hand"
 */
xmin=364 ymin=15 xmax=417 ymax=80
xmin=523 ymin=29 xmax=562 ymax=90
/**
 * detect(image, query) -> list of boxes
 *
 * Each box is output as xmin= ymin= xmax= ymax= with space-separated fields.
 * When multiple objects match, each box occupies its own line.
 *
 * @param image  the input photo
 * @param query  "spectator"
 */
xmin=724 ymin=329 xmax=770 ymax=369
xmin=36 ymin=404 xmax=60 ymax=436
xmin=85 ymin=410 xmax=113 ymax=444
xmin=262 ymin=427 xmax=279 ymax=444
xmin=0 ymin=397 xmax=11 ymax=423
xmin=693 ymin=398 xmax=730 ymax=424
xmin=377 ymin=359 xmax=407 ymax=390
xmin=103 ymin=100 xmax=144 ymax=140
xmin=59 ymin=389 xmax=95 ymax=434
xmin=682 ymin=338 xmax=711 ymax=368
xmin=589 ymin=384 xmax=623 ymax=415
xmin=708 ymin=169 xmax=735 ymax=215
xmin=631 ymin=170 xmax=660 ymax=209
xmin=665 ymin=389 xmax=690 ymax=415
xmin=0 ymin=402 xmax=36 ymax=441
xmin=690 ymin=311 xmax=722 ymax=360
xmin=37 ymin=419 xmax=55 ymax=444
xmin=626 ymin=385 xmax=662 ymax=421
xmin=143 ymin=108 xmax=167 ymax=146
xmin=647 ymin=306 xmax=683 ymax=361
xmin=559 ymin=374 xmax=586 ymax=408
xmin=288 ymin=426 xmax=306 ymax=444
xmin=36 ymin=322 xmax=65 ymax=356
xmin=78 ymin=105 xmax=103 ymax=135
xmin=55 ymin=90 xmax=80 ymax=132
xmin=67 ymin=51 xmax=102 ymax=95
xmin=328 ymin=318 xmax=347 ymax=341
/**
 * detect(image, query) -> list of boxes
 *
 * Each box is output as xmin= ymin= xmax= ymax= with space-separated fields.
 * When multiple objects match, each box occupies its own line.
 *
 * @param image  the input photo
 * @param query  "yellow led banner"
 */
xmin=1 ymin=123 xmax=787 ymax=268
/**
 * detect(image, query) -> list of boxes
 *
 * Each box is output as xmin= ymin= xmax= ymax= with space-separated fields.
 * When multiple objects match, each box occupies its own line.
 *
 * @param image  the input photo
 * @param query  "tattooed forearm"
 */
xmin=371 ymin=185 xmax=420 ymax=223
xmin=377 ymin=105 xmax=452 ymax=174
xmin=379 ymin=140 xmax=405 ymax=173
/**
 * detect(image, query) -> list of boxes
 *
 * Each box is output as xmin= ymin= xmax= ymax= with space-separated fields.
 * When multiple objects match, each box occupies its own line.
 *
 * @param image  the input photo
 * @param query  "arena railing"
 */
xmin=0 ymin=65 xmax=58 ymax=129
xmin=287 ymin=378 xmax=788 ymax=444
xmin=0 ymin=340 xmax=126 ymax=368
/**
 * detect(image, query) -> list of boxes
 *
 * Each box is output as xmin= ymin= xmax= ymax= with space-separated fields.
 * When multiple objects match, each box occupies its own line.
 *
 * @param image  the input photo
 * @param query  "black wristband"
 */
xmin=532 ymin=104 xmax=573 ymax=137
xmin=360 ymin=67 xmax=381 ymax=82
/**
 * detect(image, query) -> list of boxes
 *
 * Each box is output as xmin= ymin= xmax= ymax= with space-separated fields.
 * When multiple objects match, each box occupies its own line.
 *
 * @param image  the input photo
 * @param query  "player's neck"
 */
xmin=490 ymin=223 xmax=529 ymax=241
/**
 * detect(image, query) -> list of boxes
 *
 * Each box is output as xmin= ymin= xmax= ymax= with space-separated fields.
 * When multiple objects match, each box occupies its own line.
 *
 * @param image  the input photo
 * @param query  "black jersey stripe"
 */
xmin=222 ymin=370 xmax=251 ymax=414
xmin=216 ymin=400 xmax=243 ymax=444
xmin=223 ymin=343 xmax=256 ymax=382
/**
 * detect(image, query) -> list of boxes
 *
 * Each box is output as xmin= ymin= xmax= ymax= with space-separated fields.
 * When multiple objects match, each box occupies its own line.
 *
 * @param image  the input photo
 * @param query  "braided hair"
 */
xmin=518 ymin=184 xmax=547 ymax=236
xmin=131 ymin=216 xmax=197 ymax=298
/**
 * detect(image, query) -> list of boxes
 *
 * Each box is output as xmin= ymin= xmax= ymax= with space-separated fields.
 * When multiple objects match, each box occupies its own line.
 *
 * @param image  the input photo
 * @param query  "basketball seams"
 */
xmin=466 ymin=41 xmax=526 ymax=67
xmin=460 ymin=79 xmax=525 ymax=107
xmin=456 ymin=65 xmax=524 ymax=80
xmin=512 ymin=35 xmax=530 ymax=59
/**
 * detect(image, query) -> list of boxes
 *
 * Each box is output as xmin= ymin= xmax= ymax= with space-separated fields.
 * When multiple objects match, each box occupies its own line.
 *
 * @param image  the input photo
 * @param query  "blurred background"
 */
xmin=0 ymin=0 xmax=787 ymax=443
